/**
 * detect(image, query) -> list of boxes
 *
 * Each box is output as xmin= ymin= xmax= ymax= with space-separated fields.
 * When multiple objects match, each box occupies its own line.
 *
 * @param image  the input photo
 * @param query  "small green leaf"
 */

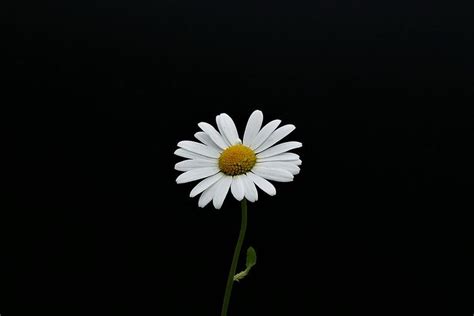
xmin=234 ymin=246 xmax=257 ymax=282
xmin=246 ymin=246 xmax=257 ymax=269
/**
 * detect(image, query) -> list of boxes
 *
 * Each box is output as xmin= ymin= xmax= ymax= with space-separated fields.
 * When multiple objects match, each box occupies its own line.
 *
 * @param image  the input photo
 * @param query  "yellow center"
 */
xmin=218 ymin=144 xmax=257 ymax=176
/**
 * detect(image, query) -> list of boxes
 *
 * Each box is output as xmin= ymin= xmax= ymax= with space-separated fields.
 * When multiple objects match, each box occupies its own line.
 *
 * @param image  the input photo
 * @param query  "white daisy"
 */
xmin=174 ymin=110 xmax=302 ymax=209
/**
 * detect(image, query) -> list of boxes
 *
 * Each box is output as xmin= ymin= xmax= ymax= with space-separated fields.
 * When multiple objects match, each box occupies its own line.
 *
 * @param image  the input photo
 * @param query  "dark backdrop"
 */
xmin=5 ymin=0 xmax=474 ymax=315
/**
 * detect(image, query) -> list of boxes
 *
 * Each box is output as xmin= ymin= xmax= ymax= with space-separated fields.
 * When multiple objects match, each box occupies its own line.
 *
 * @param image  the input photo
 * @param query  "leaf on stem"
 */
xmin=233 ymin=246 xmax=257 ymax=282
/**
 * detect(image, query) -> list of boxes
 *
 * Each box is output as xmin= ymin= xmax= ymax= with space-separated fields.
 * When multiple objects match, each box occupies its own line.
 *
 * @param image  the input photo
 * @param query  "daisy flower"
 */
xmin=174 ymin=110 xmax=302 ymax=209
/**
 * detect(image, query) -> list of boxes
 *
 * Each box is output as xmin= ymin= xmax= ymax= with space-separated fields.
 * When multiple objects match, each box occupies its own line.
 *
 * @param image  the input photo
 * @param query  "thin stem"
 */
xmin=220 ymin=199 xmax=248 ymax=316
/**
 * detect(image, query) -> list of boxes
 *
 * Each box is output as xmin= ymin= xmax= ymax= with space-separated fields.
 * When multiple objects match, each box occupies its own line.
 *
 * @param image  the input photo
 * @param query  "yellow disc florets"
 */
xmin=218 ymin=144 xmax=257 ymax=176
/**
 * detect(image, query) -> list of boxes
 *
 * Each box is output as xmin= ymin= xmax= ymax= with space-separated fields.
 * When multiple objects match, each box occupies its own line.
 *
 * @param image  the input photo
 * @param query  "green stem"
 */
xmin=221 ymin=199 xmax=248 ymax=316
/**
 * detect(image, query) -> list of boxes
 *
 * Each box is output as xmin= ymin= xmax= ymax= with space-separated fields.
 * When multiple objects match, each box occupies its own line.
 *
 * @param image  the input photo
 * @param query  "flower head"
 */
xmin=174 ymin=110 xmax=302 ymax=209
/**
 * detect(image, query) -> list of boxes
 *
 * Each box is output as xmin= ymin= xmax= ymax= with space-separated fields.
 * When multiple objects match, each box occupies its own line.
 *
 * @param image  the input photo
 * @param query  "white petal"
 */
xmin=174 ymin=148 xmax=214 ymax=160
xmin=176 ymin=167 xmax=220 ymax=184
xmin=252 ymin=166 xmax=294 ymax=182
xmin=257 ymin=153 xmax=300 ymax=162
xmin=230 ymin=175 xmax=245 ymax=201
xmin=198 ymin=180 xmax=220 ymax=208
xmin=217 ymin=113 xmax=240 ymax=145
xmin=198 ymin=122 xmax=228 ymax=149
xmin=269 ymin=159 xmax=303 ymax=166
xmin=178 ymin=141 xmax=220 ymax=158
xmin=241 ymin=174 xmax=258 ymax=202
xmin=256 ymin=141 xmax=302 ymax=159
xmin=194 ymin=132 xmax=222 ymax=152
xmin=256 ymin=161 xmax=300 ymax=175
xmin=247 ymin=172 xmax=276 ymax=196
xmin=175 ymin=159 xmax=218 ymax=171
xmin=250 ymin=119 xmax=281 ymax=149
xmin=212 ymin=176 xmax=233 ymax=209
xmin=243 ymin=110 xmax=264 ymax=146
xmin=254 ymin=124 xmax=295 ymax=153
xmin=215 ymin=115 xmax=232 ymax=147
xmin=190 ymin=172 xmax=224 ymax=197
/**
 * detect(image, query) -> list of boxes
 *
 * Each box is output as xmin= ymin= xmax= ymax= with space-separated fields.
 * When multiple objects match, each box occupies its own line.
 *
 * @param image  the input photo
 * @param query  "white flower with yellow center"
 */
xmin=174 ymin=110 xmax=302 ymax=209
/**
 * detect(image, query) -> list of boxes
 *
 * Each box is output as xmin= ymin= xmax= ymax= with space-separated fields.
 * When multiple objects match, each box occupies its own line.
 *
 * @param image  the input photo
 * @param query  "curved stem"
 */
xmin=221 ymin=199 xmax=248 ymax=316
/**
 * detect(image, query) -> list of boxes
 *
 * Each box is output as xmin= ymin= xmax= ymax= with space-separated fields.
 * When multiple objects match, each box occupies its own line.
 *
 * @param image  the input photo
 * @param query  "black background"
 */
xmin=5 ymin=0 xmax=474 ymax=315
